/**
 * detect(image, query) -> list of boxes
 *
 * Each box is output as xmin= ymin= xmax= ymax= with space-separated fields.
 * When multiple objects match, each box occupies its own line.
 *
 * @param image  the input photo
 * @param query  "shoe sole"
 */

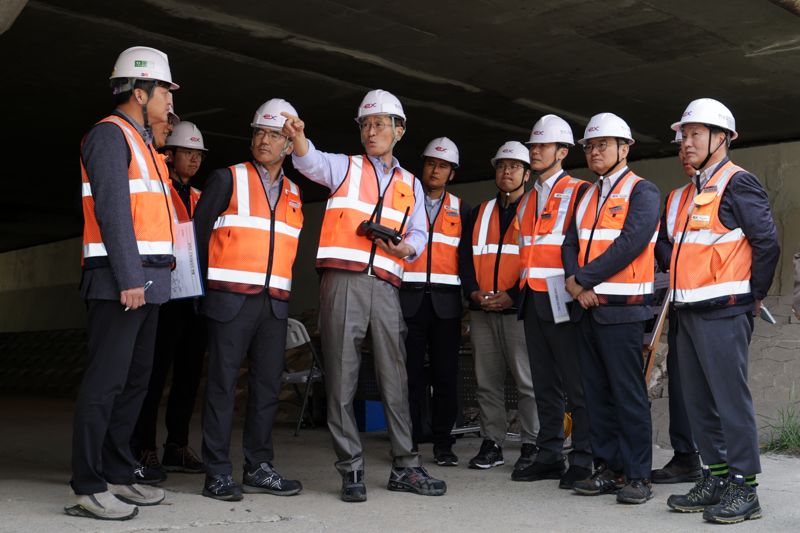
xmin=436 ymin=459 xmax=459 ymax=467
xmin=65 ymin=504 xmax=138 ymax=521
xmin=617 ymin=493 xmax=654 ymax=504
xmin=113 ymin=494 xmax=165 ymax=507
xmin=242 ymin=484 xmax=302 ymax=496
xmin=202 ymin=488 xmax=243 ymax=502
xmin=135 ymin=477 xmax=166 ymax=486
xmin=512 ymin=471 xmax=563 ymax=482
xmin=468 ymin=460 xmax=504 ymax=470
xmin=703 ymin=507 xmax=762 ymax=524
xmin=573 ymin=486 xmax=622 ymax=496
xmin=652 ymin=472 xmax=703 ymax=484
xmin=341 ymin=490 xmax=368 ymax=503
xmin=387 ymin=481 xmax=446 ymax=496
xmin=667 ymin=503 xmax=706 ymax=513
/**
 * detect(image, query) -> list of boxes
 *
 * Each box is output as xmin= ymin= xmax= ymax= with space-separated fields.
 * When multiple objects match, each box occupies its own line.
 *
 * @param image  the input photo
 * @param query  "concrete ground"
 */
xmin=1 ymin=396 xmax=799 ymax=533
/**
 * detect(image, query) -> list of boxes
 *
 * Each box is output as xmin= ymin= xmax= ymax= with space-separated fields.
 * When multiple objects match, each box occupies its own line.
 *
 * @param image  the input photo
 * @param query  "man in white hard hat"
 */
xmin=400 ymin=137 xmax=471 ymax=467
xmin=562 ymin=112 xmax=661 ymax=504
xmin=649 ymin=130 xmax=702 ymax=487
xmin=193 ymin=99 xmax=304 ymax=501
xmin=282 ymin=89 xmax=446 ymax=502
xmin=512 ymin=115 xmax=593 ymax=488
xmin=460 ymin=141 xmax=540 ymax=476
xmin=664 ymin=98 xmax=779 ymax=524
xmin=67 ymin=46 xmax=177 ymax=521
xmin=130 ymin=121 xmax=209 ymax=482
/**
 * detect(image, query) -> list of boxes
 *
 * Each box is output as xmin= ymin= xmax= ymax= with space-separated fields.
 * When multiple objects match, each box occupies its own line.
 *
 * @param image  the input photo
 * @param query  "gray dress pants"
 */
xmin=319 ymin=270 xmax=419 ymax=475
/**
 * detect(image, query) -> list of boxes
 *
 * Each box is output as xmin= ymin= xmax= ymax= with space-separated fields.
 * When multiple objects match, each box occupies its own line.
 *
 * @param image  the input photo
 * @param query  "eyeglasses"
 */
xmin=253 ymin=129 xmax=288 ymax=143
xmin=359 ymin=120 xmax=393 ymax=132
xmin=582 ymin=140 xmax=612 ymax=154
xmin=495 ymin=162 xmax=524 ymax=172
xmin=175 ymin=147 xmax=205 ymax=160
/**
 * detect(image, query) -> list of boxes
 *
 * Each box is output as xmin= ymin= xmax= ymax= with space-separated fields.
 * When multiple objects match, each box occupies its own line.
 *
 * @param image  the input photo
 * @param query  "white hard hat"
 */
xmin=251 ymin=98 xmax=298 ymax=130
xmin=165 ymin=121 xmax=207 ymax=151
xmin=355 ymin=89 xmax=406 ymax=123
xmin=578 ymin=112 xmax=635 ymax=146
xmin=526 ymin=114 xmax=575 ymax=146
xmin=110 ymin=46 xmax=179 ymax=92
xmin=491 ymin=141 xmax=531 ymax=167
xmin=422 ymin=137 xmax=459 ymax=167
xmin=671 ymin=98 xmax=738 ymax=140
xmin=671 ymin=130 xmax=683 ymax=144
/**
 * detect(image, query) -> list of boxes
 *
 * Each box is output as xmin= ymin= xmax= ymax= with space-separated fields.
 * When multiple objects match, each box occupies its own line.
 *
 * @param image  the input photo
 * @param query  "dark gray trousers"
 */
xmin=674 ymin=310 xmax=759 ymax=476
xmin=71 ymin=300 xmax=159 ymax=494
xmin=523 ymin=297 xmax=592 ymax=468
xmin=665 ymin=321 xmax=697 ymax=455
xmin=319 ymin=270 xmax=419 ymax=475
xmin=201 ymin=292 xmax=287 ymax=476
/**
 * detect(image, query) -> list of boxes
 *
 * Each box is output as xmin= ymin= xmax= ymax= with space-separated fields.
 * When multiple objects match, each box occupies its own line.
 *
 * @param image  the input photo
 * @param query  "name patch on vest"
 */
xmin=609 ymin=193 xmax=628 ymax=200
xmin=608 ymin=205 xmax=624 ymax=213
xmin=289 ymin=200 xmax=301 ymax=209
xmin=691 ymin=214 xmax=710 ymax=223
xmin=554 ymin=192 xmax=571 ymax=199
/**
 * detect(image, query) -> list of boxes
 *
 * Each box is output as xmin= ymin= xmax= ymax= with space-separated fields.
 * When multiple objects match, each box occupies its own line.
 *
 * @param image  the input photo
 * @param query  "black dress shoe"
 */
xmin=203 ymin=473 xmax=243 ymax=501
xmin=559 ymin=465 xmax=592 ymax=490
xmin=651 ymin=452 xmax=702 ymax=484
xmin=512 ymin=459 xmax=566 ymax=482
xmin=341 ymin=470 xmax=367 ymax=503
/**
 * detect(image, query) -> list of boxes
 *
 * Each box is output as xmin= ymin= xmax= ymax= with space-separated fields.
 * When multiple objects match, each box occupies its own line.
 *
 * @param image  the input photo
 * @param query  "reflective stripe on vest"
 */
xmin=669 ymin=161 xmax=752 ymax=306
xmin=207 ymin=163 xmax=303 ymax=299
xmin=472 ymin=198 xmax=520 ymax=293
xmin=665 ymin=183 xmax=693 ymax=244
xmin=402 ymin=192 xmax=461 ymax=286
xmin=81 ymin=115 xmax=175 ymax=265
xmin=169 ymin=182 xmax=201 ymax=223
xmin=517 ymin=173 xmax=588 ymax=291
xmin=316 ymin=155 xmax=416 ymax=287
xmin=574 ymin=171 xmax=657 ymax=301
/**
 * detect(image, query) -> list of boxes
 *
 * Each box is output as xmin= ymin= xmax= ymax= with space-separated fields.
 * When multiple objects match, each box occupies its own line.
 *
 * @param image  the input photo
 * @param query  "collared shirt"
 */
xmin=424 ymin=193 xmax=444 ymax=222
xmin=254 ymin=162 xmax=284 ymax=209
xmin=291 ymin=139 xmax=427 ymax=259
xmin=533 ymin=170 xmax=564 ymax=216
xmin=693 ymin=160 xmax=723 ymax=194
xmin=597 ymin=166 xmax=629 ymax=206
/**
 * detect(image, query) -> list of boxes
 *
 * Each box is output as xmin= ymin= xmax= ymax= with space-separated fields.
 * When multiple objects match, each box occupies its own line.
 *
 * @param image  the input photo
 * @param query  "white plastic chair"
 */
xmin=282 ymin=318 xmax=324 ymax=436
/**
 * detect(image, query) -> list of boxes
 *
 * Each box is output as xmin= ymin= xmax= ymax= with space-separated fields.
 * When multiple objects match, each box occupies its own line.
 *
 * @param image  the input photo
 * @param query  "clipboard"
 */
xmin=170 ymin=220 xmax=204 ymax=300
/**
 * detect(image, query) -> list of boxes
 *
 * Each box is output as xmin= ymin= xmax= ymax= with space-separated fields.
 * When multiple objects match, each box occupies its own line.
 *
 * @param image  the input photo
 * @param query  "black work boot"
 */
xmin=572 ymin=463 xmax=625 ymax=495
xmin=468 ymin=439 xmax=503 ymax=469
xmin=512 ymin=457 xmax=566 ymax=482
xmin=703 ymin=475 xmax=762 ymax=524
xmin=651 ymin=451 xmax=702 ymax=484
xmin=667 ymin=468 xmax=729 ymax=512
xmin=341 ymin=470 xmax=367 ymax=503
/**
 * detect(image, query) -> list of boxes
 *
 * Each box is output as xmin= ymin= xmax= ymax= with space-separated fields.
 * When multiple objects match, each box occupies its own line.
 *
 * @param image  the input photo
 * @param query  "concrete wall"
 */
xmin=1 ymin=140 xmax=798 ymax=444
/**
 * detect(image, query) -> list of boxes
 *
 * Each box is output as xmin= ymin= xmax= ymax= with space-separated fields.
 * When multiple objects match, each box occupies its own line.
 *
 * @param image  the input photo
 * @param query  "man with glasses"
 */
xmin=193 ymin=99 xmax=304 ymax=501
xmin=460 ymin=141 xmax=540 ymax=476
xmin=131 ymin=121 xmax=208 ymax=482
xmin=282 ymin=89 xmax=446 ymax=502
xmin=562 ymin=113 xmax=660 ymax=504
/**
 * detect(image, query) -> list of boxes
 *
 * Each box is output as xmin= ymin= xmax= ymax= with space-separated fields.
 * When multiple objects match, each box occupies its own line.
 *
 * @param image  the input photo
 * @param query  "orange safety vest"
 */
xmin=81 ymin=115 xmax=176 ymax=267
xmin=402 ymin=192 xmax=461 ymax=287
xmin=669 ymin=160 xmax=752 ymax=307
xmin=574 ymin=170 xmax=657 ymax=304
xmin=664 ymin=182 xmax=693 ymax=244
xmin=317 ymin=155 xmax=416 ymax=288
xmin=518 ymin=173 xmax=589 ymax=292
xmin=472 ymin=197 xmax=521 ymax=293
xmin=207 ymin=162 xmax=303 ymax=301
xmin=168 ymin=180 xmax=201 ymax=222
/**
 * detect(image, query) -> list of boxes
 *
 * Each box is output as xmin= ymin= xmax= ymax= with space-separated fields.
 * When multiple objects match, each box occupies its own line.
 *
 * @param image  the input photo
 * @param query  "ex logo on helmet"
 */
xmin=363 ymin=103 xmax=377 ymax=109
xmin=262 ymin=114 xmax=277 ymax=120
xmin=587 ymin=126 xmax=600 ymax=132
xmin=190 ymin=136 xmax=200 ymax=142
xmin=435 ymin=146 xmax=448 ymax=152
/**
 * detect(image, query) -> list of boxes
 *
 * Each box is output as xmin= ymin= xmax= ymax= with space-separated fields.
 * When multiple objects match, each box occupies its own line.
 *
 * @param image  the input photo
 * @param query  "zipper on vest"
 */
xmin=259 ymin=170 xmax=280 ymax=293
xmin=365 ymin=159 xmax=396 ymax=277
xmin=493 ymin=203 xmax=508 ymax=294
xmin=582 ymin=174 xmax=626 ymax=266
xmin=425 ymin=205 xmax=438 ymax=285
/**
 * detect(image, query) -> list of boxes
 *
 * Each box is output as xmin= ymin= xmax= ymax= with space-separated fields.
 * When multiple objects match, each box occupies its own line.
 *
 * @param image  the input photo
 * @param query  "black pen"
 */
xmin=125 ymin=280 xmax=153 ymax=312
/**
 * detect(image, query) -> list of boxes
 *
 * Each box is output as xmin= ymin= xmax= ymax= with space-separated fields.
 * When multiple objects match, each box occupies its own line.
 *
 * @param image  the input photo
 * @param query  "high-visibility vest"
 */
xmin=168 ymin=180 xmax=201 ymax=222
xmin=664 ymin=183 xmax=693 ymax=244
xmin=669 ymin=160 xmax=752 ymax=307
xmin=81 ymin=115 xmax=176 ymax=268
xmin=472 ymin=197 xmax=520 ymax=293
xmin=316 ymin=155 xmax=416 ymax=288
xmin=207 ymin=162 xmax=303 ymax=301
xmin=518 ymin=173 xmax=589 ymax=292
xmin=574 ymin=170 xmax=657 ymax=304
xmin=402 ymin=192 xmax=461 ymax=287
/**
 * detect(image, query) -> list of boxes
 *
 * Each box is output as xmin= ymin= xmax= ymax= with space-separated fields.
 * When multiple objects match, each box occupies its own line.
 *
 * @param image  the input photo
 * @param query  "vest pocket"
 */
xmin=393 ymin=181 xmax=414 ymax=217
xmin=600 ymin=198 xmax=627 ymax=229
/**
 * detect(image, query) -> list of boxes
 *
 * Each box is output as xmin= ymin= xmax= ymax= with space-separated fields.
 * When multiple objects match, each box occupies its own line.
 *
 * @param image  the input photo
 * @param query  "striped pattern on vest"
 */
xmin=669 ymin=161 xmax=752 ymax=307
xmin=518 ymin=174 xmax=588 ymax=291
xmin=472 ymin=198 xmax=520 ymax=293
xmin=207 ymin=162 xmax=303 ymax=300
xmin=402 ymin=192 xmax=461 ymax=287
xmin=574 ymin=171 xmax=657 ymax=304
xmin=316 ymin=155 xmax=416 ymax=288
xmin=81 ymin=115 xmax=175 ymax=268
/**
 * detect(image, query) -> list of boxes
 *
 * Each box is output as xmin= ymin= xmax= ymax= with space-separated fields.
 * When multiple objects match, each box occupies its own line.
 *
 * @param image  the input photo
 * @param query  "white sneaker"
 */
xmin=65 ymin=488 xmax=138 ymax=520
xmin=108 ymin=483 xmax=166 ymax=506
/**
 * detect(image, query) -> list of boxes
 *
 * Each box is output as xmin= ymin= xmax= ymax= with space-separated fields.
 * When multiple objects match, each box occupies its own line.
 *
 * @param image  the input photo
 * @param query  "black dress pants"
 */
xmin=71 ymin=300 xmax=159 ymax=494
xmin=404 ymin=293 xmax=460 ymax=448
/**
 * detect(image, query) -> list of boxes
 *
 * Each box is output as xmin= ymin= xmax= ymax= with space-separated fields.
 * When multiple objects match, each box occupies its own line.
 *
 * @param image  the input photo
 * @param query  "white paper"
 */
xmin=546 ymin=274 xmax=573 ymax=324
xmin=170 ymin=221 xmax=204 ymax=300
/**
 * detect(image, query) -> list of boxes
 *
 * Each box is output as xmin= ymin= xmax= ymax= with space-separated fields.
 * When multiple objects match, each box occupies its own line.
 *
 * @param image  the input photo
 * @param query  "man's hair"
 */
xmin=111 ymin=79 xmax=168 ymax=106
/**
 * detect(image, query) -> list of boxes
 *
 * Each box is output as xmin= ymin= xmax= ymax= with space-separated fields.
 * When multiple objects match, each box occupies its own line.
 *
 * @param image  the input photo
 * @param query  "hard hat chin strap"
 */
xmin=594 ymin=144 xmax=624 ymax=178
xmin=691 ymin=126 xmax=727 ymax=172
